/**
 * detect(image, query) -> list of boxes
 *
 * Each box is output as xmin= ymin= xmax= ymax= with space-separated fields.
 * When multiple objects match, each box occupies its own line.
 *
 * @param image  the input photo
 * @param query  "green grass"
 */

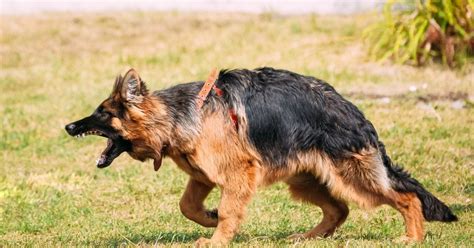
xmin=0 ymin=12 xmax=473 ymax=247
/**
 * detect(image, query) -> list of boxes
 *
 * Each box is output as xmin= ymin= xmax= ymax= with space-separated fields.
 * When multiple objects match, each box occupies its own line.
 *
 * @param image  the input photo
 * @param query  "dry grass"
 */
xmin=0 ymin=11 xmax=472 ymax=247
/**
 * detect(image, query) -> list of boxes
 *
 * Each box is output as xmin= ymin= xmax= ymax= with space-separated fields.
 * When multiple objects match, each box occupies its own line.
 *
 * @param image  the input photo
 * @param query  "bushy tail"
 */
xmin=379 ymin=142 xmax=458 ymax=222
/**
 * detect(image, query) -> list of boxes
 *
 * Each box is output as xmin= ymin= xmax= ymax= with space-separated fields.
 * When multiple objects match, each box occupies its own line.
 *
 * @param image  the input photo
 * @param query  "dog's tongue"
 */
xmin=96 ymin=138 xmax=114 ymax=168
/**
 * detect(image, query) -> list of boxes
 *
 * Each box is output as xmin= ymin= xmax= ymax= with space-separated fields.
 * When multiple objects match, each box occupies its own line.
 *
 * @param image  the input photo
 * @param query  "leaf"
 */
xmin=362 ymin=0 xmax=472 ymax=67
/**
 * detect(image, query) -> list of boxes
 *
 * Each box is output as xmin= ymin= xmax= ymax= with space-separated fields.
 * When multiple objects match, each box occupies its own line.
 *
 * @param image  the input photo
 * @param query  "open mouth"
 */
xmin=73 ymin=129 xmax=105 ymax=138
xmin=96 ymin=138 xmax=119 ymax=168
xmin=70 ymin=128 xmax=130 ymax=168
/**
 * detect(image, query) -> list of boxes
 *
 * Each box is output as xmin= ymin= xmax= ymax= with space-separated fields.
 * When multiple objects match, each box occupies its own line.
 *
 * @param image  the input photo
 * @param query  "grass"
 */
xmin=0 ymin=11 xmax=473 ymax=247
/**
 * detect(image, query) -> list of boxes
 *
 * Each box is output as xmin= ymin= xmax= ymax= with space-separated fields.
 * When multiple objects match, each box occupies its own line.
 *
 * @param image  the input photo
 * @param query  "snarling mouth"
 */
xmin=94 ymin=137 xmax=131 ymax=168
xmin=66 ymin=125 xmax=131 ymax=168
xmin=73 ymin=129 xmax=105 ymax=138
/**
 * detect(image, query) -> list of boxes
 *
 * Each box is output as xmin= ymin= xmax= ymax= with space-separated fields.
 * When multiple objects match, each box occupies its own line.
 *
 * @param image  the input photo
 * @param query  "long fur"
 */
xmin=378 ymin=142 xmax=458 ymax=222
xmin=66 ymin=67 xmax=457 ymax=245
xmin=156 ymin=67 xmax=457 ymax=222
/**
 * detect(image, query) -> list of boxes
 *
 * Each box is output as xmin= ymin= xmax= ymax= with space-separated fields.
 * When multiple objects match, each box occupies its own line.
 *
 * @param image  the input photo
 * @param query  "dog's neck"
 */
xmin=152 ymin=86 xmax=201 ymax=153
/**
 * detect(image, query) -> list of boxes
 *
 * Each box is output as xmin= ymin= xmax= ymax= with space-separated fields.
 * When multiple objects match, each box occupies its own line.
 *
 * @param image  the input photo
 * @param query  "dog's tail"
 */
xmin=379 ymin=141 xmax=458 ymax=222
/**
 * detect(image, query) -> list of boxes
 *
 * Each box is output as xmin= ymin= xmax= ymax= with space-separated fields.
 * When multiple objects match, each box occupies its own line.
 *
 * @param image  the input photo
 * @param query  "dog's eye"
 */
xmin=100 ymin=112 xmax=111 ymax=121
xmin=94 ymin=109 xmax=110 ymax=121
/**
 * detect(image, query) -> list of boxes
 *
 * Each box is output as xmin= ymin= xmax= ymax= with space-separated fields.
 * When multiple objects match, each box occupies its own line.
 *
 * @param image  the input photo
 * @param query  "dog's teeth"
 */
xmin=96 ymin=155 xmax=106 ymax=166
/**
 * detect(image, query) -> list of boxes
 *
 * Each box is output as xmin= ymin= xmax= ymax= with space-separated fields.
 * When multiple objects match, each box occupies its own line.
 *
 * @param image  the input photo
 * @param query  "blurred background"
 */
xmin=3 ymin=0 xmax=383 ymax=14
xmin=0 ymin=0 xmax=472 ymax=247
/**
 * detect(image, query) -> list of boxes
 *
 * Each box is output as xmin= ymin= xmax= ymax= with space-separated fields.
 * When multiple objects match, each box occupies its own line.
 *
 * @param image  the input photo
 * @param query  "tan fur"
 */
xmin=106 ymin=96 xmax=171 ymax=163
xmin=179 ymin=179 xmax=217 ymax=228
xmin=287 ymin=173 xmax=349 ymax=239
xmin=102 ymin=71 xmax=426 ymax=246
xmin=258 ymin=148 xmax=391 ymax=209
xmin=179 ymin=110 xmax=260 ymax=245
xmin=387 ymin=191 xmax=425 ymax=241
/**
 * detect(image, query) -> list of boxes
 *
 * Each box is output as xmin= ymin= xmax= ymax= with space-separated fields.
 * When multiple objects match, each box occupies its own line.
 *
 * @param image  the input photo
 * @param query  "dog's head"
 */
xmin=65 ymin=69 xmax=165 ymax=169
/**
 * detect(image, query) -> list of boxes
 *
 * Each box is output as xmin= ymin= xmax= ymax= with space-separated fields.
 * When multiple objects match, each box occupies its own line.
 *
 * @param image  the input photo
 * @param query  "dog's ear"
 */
xmin=120 ymin=68 xmax=148 ymax=103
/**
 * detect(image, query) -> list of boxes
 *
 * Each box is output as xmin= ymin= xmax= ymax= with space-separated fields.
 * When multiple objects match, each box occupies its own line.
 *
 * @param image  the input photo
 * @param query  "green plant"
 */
xmin=363 ymin=0 xmax=474 ymax=67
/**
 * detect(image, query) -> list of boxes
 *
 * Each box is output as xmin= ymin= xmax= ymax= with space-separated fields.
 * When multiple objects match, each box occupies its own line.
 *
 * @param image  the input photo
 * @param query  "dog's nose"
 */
xmin=65 ymin=123 xmax=76 ymax=134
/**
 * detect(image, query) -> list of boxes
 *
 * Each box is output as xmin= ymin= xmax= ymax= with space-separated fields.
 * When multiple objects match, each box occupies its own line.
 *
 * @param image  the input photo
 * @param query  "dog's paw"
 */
xmin=194 ymin=237 xmax=212 ymax=247
xmin=194 ymin=237 xmax=228 ymax=247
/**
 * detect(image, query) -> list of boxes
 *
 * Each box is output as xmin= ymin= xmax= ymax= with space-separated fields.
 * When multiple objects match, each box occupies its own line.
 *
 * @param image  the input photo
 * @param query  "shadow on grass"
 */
xmin=105 ymin=231 xmax=203 ymax=246
xmin=103 ymin=229 xmax=301 ymax=245
xmin=103 ymin=229 xmax=379 ymax=245
xmin=449 ymin=203 xmax=473 ymax=213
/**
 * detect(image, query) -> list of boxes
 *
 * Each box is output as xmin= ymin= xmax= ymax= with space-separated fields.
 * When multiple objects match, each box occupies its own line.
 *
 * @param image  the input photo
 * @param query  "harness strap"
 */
xmin=196 ymin=68 xmax=239 ymax=130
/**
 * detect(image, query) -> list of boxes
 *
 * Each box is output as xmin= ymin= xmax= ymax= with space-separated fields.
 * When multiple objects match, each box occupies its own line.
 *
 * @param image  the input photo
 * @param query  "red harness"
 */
xmin=196 ymin=68 xmax=239 ymax=130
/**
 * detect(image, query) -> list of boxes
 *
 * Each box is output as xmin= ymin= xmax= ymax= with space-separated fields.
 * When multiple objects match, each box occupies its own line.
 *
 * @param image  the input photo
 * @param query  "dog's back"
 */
xmin=216 ymin=67 xmax=378 ymax=166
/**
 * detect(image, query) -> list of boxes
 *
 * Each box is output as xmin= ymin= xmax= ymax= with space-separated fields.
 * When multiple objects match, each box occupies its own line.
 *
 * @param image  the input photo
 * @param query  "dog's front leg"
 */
xmin=179 ymin=178 xmax=218 ymax=227
xmin=195 ymin=164 xmax=257 ymax=246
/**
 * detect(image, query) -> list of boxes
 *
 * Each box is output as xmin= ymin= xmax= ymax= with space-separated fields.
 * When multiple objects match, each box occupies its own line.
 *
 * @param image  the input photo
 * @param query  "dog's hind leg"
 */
xmin=179 ymin=178 xmax=218 ymax=227
xmin=385 ymin=191 xmax=424 ymax=242
xmin=286 ymin=173 xmax=349 ymax=240
xmin=329 ymin=147 xmax=426 ymax=242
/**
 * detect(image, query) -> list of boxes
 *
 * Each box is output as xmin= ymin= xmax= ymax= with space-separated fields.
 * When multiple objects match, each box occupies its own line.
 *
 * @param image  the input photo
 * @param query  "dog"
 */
xmin=65 ymin=67 xmax=457 ymax=246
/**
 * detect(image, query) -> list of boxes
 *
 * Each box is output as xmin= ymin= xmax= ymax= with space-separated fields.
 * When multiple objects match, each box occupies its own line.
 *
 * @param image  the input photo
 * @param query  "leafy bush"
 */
xmin=363 ymin=0 xmax=473 ymax=67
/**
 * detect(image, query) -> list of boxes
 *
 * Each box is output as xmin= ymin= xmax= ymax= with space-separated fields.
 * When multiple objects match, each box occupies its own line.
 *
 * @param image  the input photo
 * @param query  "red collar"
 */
xmin=197 ymin=68 xmax=238 ymax=130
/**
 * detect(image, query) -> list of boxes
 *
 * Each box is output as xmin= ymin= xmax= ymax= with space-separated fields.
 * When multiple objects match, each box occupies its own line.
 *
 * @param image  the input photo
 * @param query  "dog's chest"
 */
xmin=169 ymin=153 xmax=214 ymax=185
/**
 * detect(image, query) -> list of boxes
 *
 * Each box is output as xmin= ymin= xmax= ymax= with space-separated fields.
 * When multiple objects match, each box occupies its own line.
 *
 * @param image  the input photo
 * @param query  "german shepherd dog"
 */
xmin=65 ymin=67 xmax=457 ymax=246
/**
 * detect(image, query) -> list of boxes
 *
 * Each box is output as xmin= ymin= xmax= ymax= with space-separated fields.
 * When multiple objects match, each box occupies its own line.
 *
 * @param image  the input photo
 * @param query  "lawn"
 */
xmin=0 ymin=11 xmax=472 ymax=247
